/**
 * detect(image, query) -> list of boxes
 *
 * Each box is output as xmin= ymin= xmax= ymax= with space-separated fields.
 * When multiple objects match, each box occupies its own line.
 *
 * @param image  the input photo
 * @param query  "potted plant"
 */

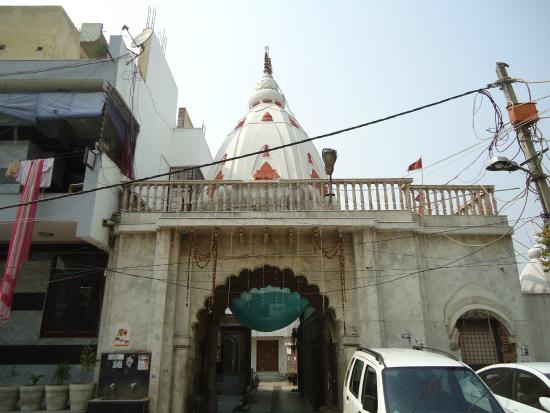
xmin=0 ymin=366 xmax=19 ymax=412
xmin=69 ymin=346 xmax=97 ymax=412
xmin=20 ymin=373 xmax=45 ymax=411
xmin=45 ymin=362 xmax=71 ymax=411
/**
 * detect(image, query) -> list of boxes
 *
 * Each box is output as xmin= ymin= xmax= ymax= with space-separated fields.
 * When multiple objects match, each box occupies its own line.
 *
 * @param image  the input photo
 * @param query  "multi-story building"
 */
xmin=0 ymin=6 xmax=211 ymax=383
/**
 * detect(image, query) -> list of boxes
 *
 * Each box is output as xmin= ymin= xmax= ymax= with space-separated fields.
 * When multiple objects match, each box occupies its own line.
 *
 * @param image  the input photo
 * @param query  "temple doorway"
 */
xmin=256 ymin=340 xmax=278 ymax=372
xmin=188 ymin=265 xmax=342 ymax=413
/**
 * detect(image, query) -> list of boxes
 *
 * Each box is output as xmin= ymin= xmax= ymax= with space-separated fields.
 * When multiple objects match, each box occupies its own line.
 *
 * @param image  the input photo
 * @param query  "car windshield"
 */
xmin=383 ymin=367 xmax=505 ymax=413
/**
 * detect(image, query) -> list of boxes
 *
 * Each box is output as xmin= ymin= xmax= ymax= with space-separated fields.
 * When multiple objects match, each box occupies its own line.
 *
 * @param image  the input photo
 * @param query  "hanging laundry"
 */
xmin=4 ymin=160 xmax=21 ymax=179
xmin=0 ymin=159 xmax=44 ymax=321
xmin=16 ymin=158 xmax=54 ymax=188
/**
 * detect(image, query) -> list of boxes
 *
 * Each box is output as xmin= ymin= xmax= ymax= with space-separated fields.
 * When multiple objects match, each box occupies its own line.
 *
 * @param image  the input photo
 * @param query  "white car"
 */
xmin=343 ymin=347 xmax=506 ymax=413
xmin=477 ymin=363 xmax=550 ymax=412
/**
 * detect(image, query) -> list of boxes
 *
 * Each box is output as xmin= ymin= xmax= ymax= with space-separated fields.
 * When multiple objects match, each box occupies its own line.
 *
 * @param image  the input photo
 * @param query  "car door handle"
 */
xmin=346 ymin=396 xmax=349 ymax=401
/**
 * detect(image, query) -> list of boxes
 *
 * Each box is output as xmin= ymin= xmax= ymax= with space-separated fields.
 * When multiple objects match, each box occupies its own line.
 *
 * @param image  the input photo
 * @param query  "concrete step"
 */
xmin=256 ymin=372 xmax=284 ymax=382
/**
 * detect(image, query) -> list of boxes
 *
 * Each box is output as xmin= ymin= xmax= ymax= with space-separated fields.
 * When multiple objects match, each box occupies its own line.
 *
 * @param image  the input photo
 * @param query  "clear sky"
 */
xmin=7 ymin=0 xmax=550 ymax=267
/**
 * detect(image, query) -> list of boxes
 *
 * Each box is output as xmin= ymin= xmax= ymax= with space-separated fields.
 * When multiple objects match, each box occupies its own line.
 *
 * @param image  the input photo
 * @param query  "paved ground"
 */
xmin=218 ymin=381 xmax=314 ymax=413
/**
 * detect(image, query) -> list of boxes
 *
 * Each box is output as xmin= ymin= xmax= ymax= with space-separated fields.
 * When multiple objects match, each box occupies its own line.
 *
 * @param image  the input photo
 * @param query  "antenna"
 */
xmin=145 ymin=6 xmax=157 ymax=29
xmin=159 ymin=29 xmax=167 ymax=53
xmin=151 ymin=8 xmax=157 ymax=29
xmin=146 ymin=6 xmax=151 ymax=28
xmin=121 ymin=26 xmax=153 ymax=55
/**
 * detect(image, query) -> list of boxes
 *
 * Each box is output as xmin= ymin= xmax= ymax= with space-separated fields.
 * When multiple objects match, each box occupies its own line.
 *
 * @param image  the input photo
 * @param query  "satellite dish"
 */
xmin=131 ymin=28 xmax=153 ymax=48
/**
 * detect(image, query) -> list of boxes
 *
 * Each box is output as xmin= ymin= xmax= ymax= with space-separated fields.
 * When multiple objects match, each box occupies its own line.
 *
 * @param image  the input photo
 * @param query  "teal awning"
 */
xmin=229 ymin=286 xmax=309 ymax=332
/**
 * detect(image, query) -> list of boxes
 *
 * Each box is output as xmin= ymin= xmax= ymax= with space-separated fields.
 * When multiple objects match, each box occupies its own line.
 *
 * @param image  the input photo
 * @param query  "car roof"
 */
xmin=356 ymin=348 xmax=464 ymax=368
xmin=478 ymin=363 xmax=550 ymax=375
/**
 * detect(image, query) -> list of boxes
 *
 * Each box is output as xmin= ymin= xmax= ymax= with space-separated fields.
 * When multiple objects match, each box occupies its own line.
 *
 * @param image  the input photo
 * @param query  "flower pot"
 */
xmin=0 ymin=385 xmax=19 ymax=412
xmin=45 ymin=384 xmax=69 ymax=411
xmin=20 ymin=385 xmax=45 ymax=411
xmin=69 ymin=383 xmax=95 ymax=412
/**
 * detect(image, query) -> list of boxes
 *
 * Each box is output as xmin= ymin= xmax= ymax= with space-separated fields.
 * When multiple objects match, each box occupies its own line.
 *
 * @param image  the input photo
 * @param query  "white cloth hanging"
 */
xmin=16 ymin=158 xmax=54 ymax=188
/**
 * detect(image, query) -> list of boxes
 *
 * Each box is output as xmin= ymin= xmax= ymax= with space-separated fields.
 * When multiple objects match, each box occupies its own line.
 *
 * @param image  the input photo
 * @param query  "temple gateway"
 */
xmin=98 ymin=51 xmax=550 ymax=413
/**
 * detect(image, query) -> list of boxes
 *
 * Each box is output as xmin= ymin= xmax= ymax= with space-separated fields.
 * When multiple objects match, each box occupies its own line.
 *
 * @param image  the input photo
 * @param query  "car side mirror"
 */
xmin=362 ymin=395 xmax=377 ymax=413
xmin=540 ymin=397 xmax=550 ymax=412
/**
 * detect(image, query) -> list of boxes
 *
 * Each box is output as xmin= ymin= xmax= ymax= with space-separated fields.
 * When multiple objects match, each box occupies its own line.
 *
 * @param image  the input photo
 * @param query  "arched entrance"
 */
xmin=455 ymin=309 xmax=517 ymax=370
xmin=187 ymin=265 xmax=342 ymax=412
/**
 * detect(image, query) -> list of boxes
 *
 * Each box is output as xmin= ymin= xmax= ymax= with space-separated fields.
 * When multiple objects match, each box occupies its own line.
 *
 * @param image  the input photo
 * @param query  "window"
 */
xmin=41 ymin=252 xmax=107 ymax=337
xmin=169 ymin=166 xmax=204 ymax=181
xmin=479 ymin=369 xmax=513 ymax=398
xmin=383 ymin=367 xmax=504 ymax=413
xmin=345 ymin=359 xmax=355 ymax=387
xmin=514 ymin=370 xmax=550 ymax=410
xmin=349 ymin=359 xmax=364 ymax=398
xmin=361 ymin=366 xmax=378 ymax=413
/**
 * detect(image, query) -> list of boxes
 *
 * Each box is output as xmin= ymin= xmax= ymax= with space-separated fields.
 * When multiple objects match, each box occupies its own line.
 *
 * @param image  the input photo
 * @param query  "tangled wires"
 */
xmin=476 ymin=89 xmax=505 ymax=156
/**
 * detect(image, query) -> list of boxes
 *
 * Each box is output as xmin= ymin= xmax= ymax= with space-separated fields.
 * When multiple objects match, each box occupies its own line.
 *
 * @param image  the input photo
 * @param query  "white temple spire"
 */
xmin=208 ymin=50 xmax=327 ymax=182
xmin=264 ymin=46 xmax=273 ymax=76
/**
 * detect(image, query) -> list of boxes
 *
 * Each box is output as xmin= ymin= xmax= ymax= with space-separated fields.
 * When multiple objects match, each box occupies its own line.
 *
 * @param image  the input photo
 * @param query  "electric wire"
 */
xmin=54 ymin=217 xmax=532 ymax=296
xmin=0 ymin=85 xmax=495 ymax=212
xmin=0 ymin=57 xmax=127 ymax=78
xmin=22 ymin=214 xmax=537 ymax=286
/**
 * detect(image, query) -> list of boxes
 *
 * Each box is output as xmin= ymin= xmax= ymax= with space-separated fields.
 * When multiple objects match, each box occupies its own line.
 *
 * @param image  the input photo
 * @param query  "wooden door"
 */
xmin=257 ymin=340 xmax=278 ymax=372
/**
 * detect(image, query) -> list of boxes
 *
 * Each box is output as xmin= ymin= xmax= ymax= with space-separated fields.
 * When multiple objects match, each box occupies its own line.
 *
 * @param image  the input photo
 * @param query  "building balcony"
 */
xmin=121 ymin=178 xmax=498 ymax=217
xmin=0 ymin=84 xmax=139 ymax=250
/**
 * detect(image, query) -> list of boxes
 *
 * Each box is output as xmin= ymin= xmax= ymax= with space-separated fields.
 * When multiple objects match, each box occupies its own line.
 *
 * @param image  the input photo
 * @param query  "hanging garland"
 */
xmin=337 ymin=231 xmax=347 ymax=334
xmin=191 ymin=232 xmax=219 ymax=312
xmin=209 ymin=232 xmax=219 ymax=312
xmin=313 ymin=229 xmax=347 ymax=334
xmin=185 ymin=234 xmax=193 ymax=307
xmin=192 ymin=232 xmax=215 ymax=269
xmin=314 ymin=229 xmax=339 ymax=259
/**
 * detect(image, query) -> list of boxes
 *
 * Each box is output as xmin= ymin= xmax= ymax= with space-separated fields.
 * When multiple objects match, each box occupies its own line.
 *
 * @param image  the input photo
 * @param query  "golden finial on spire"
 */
xmin=264 ymin=46 xmax=273 ymax=75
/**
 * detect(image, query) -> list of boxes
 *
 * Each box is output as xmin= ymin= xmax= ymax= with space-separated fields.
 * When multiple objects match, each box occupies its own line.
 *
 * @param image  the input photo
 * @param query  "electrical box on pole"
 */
xmin=495 ymin=62 xmax=550 ymax=222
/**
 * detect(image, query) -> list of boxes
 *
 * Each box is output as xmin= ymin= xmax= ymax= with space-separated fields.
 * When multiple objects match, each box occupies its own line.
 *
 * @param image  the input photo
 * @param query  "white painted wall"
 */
xmin=169 ymin=128 xmax=213 ymax=175
xmin=110 ymin=34 xmax=212 ymax=179
xmin=111 ymin=33 xmax=178 ymax=180
xmin=76 ymin=153 xmax=122 ymax=250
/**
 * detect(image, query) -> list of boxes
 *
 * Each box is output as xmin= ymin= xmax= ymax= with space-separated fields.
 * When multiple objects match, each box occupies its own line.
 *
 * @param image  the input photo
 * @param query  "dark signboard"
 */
xmin=97 ymin=352 xmax=151 ymax=400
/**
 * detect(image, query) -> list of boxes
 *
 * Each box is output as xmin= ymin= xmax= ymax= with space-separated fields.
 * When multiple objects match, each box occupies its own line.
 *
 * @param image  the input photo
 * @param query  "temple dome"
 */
xmin=248 ymin=74 xmax=286 ymax=109
xmin=208 ymin=50 xmax=327 ymax=182
xmin=519 ymin=235 xmax=550 ymax=294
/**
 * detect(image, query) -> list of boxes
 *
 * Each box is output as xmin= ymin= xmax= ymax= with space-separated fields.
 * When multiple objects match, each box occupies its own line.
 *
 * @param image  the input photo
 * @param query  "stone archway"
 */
xmin=187 ymin=265 xmax=342 ymax=413
xmin=454 ymin=309 xmax=517 ymax=370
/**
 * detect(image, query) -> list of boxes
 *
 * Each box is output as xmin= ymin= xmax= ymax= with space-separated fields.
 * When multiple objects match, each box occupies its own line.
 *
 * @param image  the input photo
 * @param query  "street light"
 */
xmin=486 ymin=154 xmax=550 ymax=219
xmin=322 ymin=148 xmax=337 ymax=205
xmin=486 ymin=156 xmax=524 ymax=173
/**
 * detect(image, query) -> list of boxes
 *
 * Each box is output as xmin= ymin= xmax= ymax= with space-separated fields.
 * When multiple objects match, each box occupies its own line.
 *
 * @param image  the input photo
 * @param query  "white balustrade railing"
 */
xmin=120 ymin=179 xmax=497 ymax=216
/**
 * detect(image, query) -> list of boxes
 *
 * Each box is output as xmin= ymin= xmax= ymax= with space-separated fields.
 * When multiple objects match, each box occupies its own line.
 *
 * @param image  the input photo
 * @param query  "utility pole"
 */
xmin=495 ymin=62 xmax=550 ymax=222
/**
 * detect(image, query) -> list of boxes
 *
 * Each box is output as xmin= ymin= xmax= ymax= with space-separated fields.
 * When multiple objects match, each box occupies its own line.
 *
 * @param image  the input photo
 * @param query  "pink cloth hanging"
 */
xmin=0 ymin=159 xmax=44 ymax=321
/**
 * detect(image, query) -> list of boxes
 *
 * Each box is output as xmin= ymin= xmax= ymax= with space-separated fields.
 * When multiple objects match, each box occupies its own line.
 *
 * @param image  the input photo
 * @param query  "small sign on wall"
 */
xmin=137 ymin=354 xmax=150 ymax=371
xmin=520 ymin=344 xmax=530 ymax=362
xmin=114 ymin=324 xmax=130 ymax=347
xmin=413 ymin=337 xmax=425 ymax=348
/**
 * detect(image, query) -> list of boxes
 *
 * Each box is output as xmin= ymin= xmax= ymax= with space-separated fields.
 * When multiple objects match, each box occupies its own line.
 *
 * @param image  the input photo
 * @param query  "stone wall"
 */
xmin=105 ymin=210 xmax=550 ymax=412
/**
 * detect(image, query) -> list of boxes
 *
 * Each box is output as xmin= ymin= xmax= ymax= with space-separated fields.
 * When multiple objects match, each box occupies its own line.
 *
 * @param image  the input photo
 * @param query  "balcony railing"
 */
xmin=120 ymin=179 xmax=498 ymax=216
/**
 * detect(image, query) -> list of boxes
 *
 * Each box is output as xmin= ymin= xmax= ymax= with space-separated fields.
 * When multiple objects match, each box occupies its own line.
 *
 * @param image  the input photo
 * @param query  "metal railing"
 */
xmin=120 ymin=179 xmax=497 ymax=216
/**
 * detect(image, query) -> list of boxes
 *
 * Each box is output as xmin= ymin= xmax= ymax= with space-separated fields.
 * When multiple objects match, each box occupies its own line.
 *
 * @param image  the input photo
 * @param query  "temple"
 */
xmin=99 ymin=51 xmax=550 ymax=413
